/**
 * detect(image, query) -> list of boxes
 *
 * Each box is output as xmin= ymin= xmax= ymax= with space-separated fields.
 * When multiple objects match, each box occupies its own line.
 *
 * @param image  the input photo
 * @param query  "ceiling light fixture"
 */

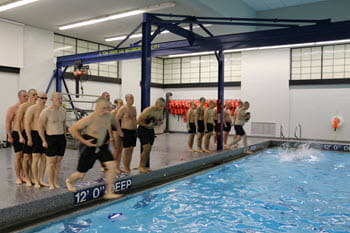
xmin=59 ymin=1 xmax=175 ymax=30
xmin=168 ymin=51 xmax=214 ymax=58
xmin=0 ymin=0 xmax=40 ymax=12
xmin=105 ymin=24 xmax=211 ymax=42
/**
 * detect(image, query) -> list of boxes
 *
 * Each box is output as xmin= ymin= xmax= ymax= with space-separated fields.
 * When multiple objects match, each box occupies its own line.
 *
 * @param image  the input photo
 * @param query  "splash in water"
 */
xmin=277 ymin=143 xmax=323 ymax=162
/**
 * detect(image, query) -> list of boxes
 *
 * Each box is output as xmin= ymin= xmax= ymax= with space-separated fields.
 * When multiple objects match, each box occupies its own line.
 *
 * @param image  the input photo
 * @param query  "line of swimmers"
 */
xmin=6 ymin=89 xmax=165 ymax=199
xmin=186 ymin=97 xmax=252 ymax=153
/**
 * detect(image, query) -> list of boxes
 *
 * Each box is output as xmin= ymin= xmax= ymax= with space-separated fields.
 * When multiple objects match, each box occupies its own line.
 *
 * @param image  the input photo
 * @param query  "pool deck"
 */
xmin=0 ymin=133 xmax=348 ymax=232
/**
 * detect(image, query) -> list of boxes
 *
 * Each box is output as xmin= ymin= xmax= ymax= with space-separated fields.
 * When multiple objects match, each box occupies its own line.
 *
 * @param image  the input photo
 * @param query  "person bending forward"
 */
xmin=65 ymin=97 xmax=123 ymax=199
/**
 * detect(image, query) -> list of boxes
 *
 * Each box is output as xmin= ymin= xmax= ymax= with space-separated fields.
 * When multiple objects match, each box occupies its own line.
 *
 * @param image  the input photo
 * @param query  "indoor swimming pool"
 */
xmin=24 ymin=144 xmax=350 ymax=233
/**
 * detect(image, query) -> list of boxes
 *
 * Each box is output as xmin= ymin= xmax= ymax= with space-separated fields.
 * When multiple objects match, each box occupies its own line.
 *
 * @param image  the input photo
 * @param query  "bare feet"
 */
xmin=245 ymin=150 xmax=253 ymax=154
xmin=233 ymin=144 xmax=239 ymax=148
xmin=188 ymin=148 xmax=194 ymax=152
xmin=116 ymin=168 xmax=127 ymax=174
xmin=224 ymin=145 xmax=231 ymax=150
xmin=49 ymin=185 xmax=55 ymax=190
xmin=54 ymin=183 xmax=61 ymax=188
xmin=34 ymin=183 xmax=41 ymax=189
xmin=103 ymin=193 xmax=123 ymax=199
xmin=66 ymin=179 xmax=76 ymax=192
xmin=39 ymin=181 xmax=49 ymax=187
xmin=138 ymin=167 xmax=152 ymax=173
xmin=16 ymin=178 xmax=24 ymax=185
xmin=203 ymin=149 xmax=212 ymax=153
xmin=25 ymin=179 xmax=32 ymax=187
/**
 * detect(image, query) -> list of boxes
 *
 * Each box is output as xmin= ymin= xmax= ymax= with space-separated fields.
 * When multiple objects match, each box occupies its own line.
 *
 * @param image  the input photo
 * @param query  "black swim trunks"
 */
xmin=234 ymin=125 xmax=245 ymax=136
xmin=188 ymin=123 xmax=196 ymax=134
xmin=77 ymin=134 xmax=114 ymax=173
xmin=121 ymin=129 xmax=137 ymax=148
xmin=206 ymin=123 xmax=214 ymax=133
xmin=31 ymin=130 xmax=45 ymax=153
xmin=197 ymin=120 xmax=205 ymax=133
xmin=22 ymin=131 xmax=32 ymax=154
xmin=138 ymin=126 xmax=155 ymax=146
xmin=45 ymin=134 xmax=66 ymax=157
xmin=223 ymin=122 xmax=232 ymax=132
xmin=11 ymin=131 xmax=23 ymax=153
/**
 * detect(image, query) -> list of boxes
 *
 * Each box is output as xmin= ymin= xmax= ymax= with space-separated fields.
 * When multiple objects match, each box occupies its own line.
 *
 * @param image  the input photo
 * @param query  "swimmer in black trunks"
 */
xmin=6 ymin=90 xmax=28 ymax=184
xmin=15 ymin=89 xmax=38 ymax=186
xmin=223 ymin=102 xmax=232 ymax=146
xmin=24 ymin=92 xmax=49 ymax=188
xmin=66 ymin=97 xmax=123 ymax=199
xmin=38 ymin=92 xmax=66 ymax=189
xmin=137 ymin=97 xmax=165 ymax=173
xmin=195 ymin=97 xmax=206 ymax=152
xmin=116 ymin=94 xmax=137 ymax=173
xmin=186 ymin=102 xmax=197 ymax=152
xmin=225 ymin=101 xmax=252 ymax=154
xmin=111 ymin=98 xmax=124 ymax=173
xmin=204 ymin=100 xmax=215 ymax=152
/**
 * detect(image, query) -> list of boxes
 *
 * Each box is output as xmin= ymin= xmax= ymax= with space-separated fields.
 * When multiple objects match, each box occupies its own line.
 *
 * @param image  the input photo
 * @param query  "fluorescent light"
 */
xmin=0 ymin=0 xmax=40 ymax=12
xmin=105 ymin=24 xmax=211 ymax=42
xmin=59 ymin=1 xmax=175 ymax=30
xmin=314 ymin=39 xmax=350 ymax=45
xmin=168 ymin=51 xmax=214 ymax=58
xmin=54 ymin=45 xmax=73 ymax=53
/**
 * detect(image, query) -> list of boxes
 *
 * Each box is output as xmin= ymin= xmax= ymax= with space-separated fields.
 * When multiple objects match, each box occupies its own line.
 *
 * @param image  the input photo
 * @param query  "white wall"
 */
xmin=0 ymin=23 xmax=54 ymax=140
xmin=0 ymin=20 xmax=23 ymax=67
xmin=241 ymin=48 xmax=290 ymax=137
xmin=290 ymin=85 xmax=350 ymax=141
xmin=20 ymin=26 xmax=54 ymax=92
xmin=0 ymin=72 xmax=20 ymax=138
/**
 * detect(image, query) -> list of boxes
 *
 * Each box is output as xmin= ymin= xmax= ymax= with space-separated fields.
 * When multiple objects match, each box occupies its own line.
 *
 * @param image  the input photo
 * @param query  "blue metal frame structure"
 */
xmin=52 ymin=13 xmax=350 ymax=152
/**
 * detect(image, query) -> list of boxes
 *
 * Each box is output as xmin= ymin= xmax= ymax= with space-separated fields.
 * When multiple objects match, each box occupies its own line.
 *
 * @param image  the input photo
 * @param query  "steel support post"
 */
xmin=141 ymin=14 xmax=152 ymax=168
xmin=56 ymin=62 xmax=63 ymax=92
xmin=216 ymin=50 xmax=224 ymax=151
xmin=165 ymin=92 xmax=173 ymax=133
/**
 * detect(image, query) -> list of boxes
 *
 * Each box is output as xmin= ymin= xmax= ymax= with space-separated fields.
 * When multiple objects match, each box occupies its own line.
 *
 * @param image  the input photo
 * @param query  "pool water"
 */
xmin=25 ymin=145 xmax=350 ymax=233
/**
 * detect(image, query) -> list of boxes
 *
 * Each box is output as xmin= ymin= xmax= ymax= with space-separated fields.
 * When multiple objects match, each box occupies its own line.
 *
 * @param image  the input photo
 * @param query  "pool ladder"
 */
xmin=280 ymin=125 xmax=285 ymax=138
xmin=294 ymin=124 xmax=302 ymax=139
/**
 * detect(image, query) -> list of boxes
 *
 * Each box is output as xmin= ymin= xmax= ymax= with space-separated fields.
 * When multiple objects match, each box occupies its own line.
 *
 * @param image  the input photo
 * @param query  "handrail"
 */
xmin=294 ymin=124 xmax=302 ymax=139
xmin=280 ymin=125 xmax=285 ymax=138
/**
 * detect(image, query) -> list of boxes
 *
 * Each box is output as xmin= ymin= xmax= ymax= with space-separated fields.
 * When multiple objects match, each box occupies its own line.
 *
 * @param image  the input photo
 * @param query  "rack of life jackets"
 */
xmin=168 ymin=99 xmax=241 ymax=122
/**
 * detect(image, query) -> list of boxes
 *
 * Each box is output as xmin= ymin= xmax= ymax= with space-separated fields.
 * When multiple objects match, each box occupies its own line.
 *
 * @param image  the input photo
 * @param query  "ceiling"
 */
xmin=0 ymin=0 xmax=327 ymax=47
xmin=241 ymin=0 xmax=326 ymax=11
